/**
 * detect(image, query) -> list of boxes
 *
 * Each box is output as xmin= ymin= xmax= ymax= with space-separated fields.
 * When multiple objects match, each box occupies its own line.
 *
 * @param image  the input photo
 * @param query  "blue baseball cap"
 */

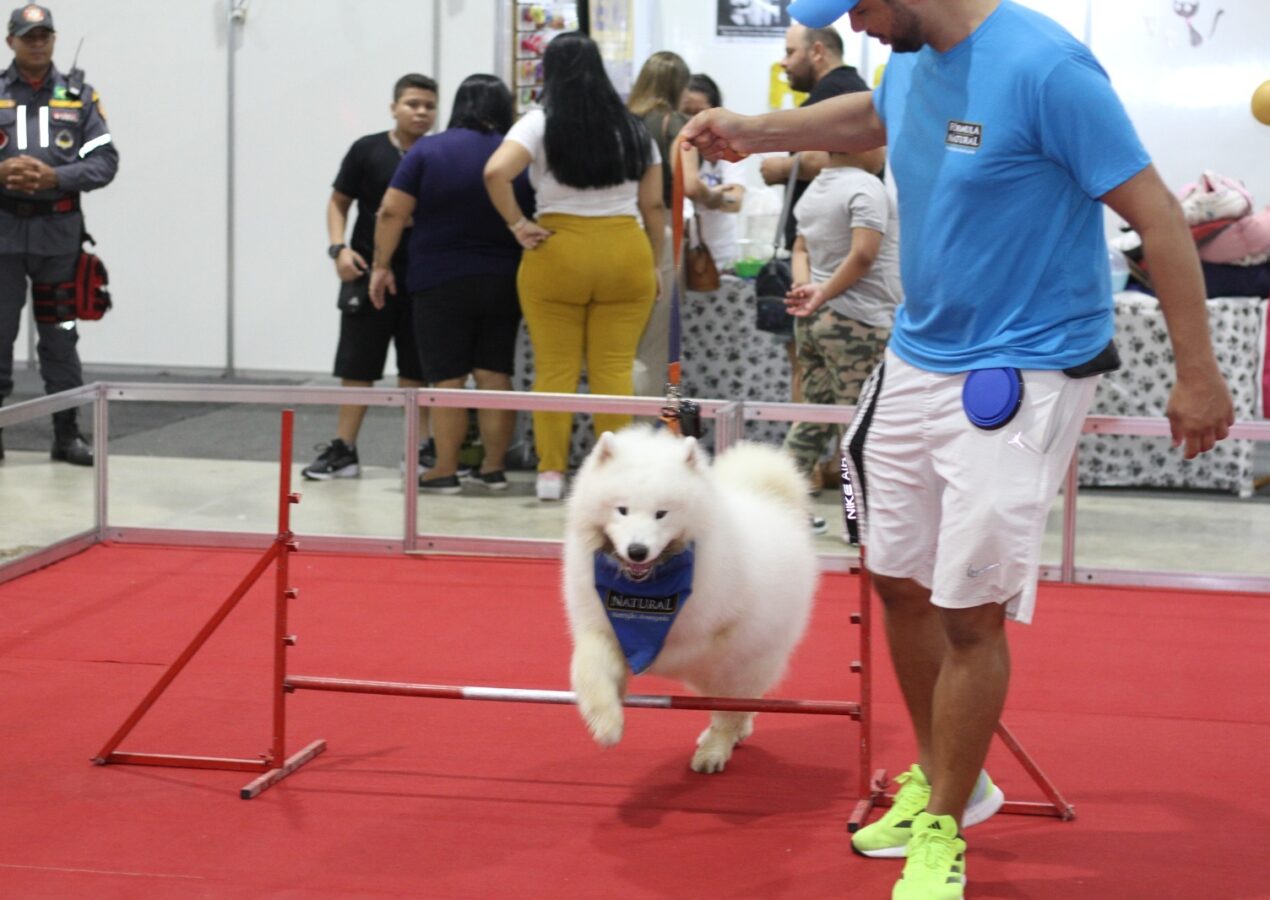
xmin=787 ymin=0 xmax=859 ymax=28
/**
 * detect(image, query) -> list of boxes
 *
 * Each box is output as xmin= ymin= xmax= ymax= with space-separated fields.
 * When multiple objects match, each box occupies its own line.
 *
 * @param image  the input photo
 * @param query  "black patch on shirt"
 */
xmin=945 ymin=120 xmax=983 ymax=152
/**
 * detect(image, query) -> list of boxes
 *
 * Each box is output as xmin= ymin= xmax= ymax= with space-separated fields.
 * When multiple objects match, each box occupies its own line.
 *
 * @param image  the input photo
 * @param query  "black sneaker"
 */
xmin=810 ymin=513 xmax=828 ymax=535
xmin=419 ymin=473 xmax=462 ymax=494
xmin=464 ymin=469 xmax=508 ymax=491
xmin=51 ymin=431 xmax=93 ymax=466
xmin=302 ymin=439 xmax=359 ymax=480
xmin=419 ymin=438 xmax=437 ymax=470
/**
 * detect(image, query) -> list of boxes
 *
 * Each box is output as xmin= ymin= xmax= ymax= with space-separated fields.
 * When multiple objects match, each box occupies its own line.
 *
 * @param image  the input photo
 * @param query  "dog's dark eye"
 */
xmin=617 ymin=506 xmax=628 ymax=516
xmin=655 ymin=510 xmax=668 ymax=520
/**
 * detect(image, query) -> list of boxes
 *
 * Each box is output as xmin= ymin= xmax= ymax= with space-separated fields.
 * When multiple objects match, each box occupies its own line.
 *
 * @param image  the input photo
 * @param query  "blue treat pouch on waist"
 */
xmin=962 ymin=367 xmax=1023 ymax=430
xmin=594 ymin=547 xmax=695 ymax=674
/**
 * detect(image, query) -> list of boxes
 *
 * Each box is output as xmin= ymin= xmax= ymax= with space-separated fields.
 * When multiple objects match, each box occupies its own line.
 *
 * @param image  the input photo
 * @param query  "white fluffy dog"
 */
xmin=563 ymin=426 xmax=819 ymax=773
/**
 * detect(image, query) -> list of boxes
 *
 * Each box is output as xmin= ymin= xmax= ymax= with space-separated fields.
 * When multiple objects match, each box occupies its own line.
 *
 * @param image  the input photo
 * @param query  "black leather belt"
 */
xmin=0 ymin=194 xmax=80 ymax=217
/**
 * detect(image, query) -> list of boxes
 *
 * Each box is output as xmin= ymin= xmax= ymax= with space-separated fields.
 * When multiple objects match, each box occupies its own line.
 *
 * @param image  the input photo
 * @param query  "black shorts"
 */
xmin=411 ymin=273 xmax=521 ymax=383
xmin=332 ymin=276 xmax=424 ymax=382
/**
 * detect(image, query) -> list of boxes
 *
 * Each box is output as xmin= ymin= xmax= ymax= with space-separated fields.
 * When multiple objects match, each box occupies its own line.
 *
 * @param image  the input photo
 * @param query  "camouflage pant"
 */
xmin=782 ymin=306 xmax=889 ymax=479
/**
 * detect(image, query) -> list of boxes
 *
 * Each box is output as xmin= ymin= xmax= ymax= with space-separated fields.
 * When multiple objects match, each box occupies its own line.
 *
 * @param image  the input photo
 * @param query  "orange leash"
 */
xmin=659 ymin=147 xmax=699 ymax=437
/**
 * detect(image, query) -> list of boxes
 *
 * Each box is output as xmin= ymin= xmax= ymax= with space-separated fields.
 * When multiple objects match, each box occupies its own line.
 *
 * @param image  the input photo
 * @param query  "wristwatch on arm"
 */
xmin=327 ymin=243 xmax=346 ymax=259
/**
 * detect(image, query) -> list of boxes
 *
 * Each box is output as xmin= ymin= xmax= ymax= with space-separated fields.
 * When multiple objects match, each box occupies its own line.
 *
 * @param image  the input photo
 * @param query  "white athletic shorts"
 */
xmin=841 ymin=348 xmax=1100 ymax=624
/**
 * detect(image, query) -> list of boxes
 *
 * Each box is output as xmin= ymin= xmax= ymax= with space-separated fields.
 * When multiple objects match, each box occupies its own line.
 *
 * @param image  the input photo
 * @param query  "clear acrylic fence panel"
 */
xmin=0 ymin=397 xmax=96 ymax=563
xmin=104 ymin=398 xmax=406 ymax=540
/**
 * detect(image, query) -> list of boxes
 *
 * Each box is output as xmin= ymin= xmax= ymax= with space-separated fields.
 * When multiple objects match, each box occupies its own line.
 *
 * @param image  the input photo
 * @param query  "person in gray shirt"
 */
xmin=782 ymin=149 xmax=900 ymax=507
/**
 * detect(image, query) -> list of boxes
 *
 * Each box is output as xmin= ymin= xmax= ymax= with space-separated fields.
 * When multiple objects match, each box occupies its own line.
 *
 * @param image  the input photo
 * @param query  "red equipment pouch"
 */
xmin=32 ymin=250 xmax=111 ymax=323
xmin=75 ymin=250 xmax=111 ymax=320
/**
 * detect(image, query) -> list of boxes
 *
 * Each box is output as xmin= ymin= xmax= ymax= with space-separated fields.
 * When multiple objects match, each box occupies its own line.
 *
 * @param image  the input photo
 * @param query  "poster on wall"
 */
xmin=716 ymin=0 xmax=792 ymax=40
xmin=514 ymin=2 xmax=580 ymax=114
xmin=591 ymin=0 xmax=636 ymax=98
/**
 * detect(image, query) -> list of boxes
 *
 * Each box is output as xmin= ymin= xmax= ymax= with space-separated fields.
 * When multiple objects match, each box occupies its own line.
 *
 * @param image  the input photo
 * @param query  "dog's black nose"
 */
xmin=627 ymin=543 xmax=649 ymax=562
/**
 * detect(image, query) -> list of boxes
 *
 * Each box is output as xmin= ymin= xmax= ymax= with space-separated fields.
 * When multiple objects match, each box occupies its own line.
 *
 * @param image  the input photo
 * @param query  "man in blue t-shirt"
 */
xmin=683 ymin=1 xmax=1233 ymax=897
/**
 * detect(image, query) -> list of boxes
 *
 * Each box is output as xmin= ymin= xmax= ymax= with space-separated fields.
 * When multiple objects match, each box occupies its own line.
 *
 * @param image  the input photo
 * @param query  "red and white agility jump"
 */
xmin=92 ymin=410 xmax=1074 ymax=826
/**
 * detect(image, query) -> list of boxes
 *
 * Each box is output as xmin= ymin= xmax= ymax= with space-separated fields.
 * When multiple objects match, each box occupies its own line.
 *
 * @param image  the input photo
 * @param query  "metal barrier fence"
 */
xmin=2 ymin=381 xmax=1269 ymax=594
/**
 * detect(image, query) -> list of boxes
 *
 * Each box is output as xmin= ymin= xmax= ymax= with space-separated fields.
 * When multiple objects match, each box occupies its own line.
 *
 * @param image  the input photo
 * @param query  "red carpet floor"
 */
xmin=0 ymin=544 xmax=1267 ymax=898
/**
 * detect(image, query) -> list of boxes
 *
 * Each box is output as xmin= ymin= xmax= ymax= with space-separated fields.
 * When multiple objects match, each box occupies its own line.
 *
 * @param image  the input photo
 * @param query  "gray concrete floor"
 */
xmin=3 ymin=365 xmax=1269 ymax=579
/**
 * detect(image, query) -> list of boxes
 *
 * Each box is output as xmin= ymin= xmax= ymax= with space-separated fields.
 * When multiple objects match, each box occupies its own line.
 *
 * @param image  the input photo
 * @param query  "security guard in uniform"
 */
xmin=0 ymin=4 xmax=116 ymax=465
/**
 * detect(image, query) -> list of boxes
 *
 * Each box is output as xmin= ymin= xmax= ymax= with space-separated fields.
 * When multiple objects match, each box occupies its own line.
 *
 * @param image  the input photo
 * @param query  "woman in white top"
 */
xmin=679 ymin=74 xmax=746 ymax=271
xmin=485 ymin=32 xmax=663 ymax=501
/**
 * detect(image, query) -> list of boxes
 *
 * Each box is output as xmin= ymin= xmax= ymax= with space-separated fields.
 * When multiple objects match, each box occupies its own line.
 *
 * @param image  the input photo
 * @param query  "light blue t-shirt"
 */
xmin=874 ymin=0 xmax=1151 ymax=372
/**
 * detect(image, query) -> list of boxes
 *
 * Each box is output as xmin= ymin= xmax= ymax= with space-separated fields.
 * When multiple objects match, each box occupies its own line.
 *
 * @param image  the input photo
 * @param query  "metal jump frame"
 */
xmin=84 ymin=406 xmax=1078 ymax=824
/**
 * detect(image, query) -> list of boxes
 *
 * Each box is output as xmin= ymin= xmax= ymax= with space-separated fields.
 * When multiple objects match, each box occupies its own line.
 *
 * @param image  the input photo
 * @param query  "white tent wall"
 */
xmin=1091 ymin=1 xmax=1270 ymax=219
xmin=11 ymin=1 xmax=1268 ymax=375
xmin=232 ymin=1 xmax=444 ymax=373
xmin=11 ymin=0 xmax=492 ymax=374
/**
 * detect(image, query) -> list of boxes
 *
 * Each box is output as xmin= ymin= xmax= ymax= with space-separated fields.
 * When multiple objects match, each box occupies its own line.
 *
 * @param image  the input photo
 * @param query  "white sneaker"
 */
xmin=963 ymin=769 xmax=1005 ymax=828
xmin=536 ymin=471 xmax=565 ymax=501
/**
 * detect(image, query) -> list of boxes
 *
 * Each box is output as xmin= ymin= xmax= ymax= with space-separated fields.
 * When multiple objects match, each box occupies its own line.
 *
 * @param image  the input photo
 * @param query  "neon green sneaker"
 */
xmin=892 ymin=812 xmax=966 ymax=900
xmin=854 ymin=765 xmax=1004 ymax=858
xmin=852 ymin=764 xmax=931 ymax=858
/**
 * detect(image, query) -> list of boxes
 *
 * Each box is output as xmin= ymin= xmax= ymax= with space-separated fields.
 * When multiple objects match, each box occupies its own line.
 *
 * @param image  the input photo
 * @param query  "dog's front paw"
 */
xmin=581 ymin=702 xmax=625 ymax=747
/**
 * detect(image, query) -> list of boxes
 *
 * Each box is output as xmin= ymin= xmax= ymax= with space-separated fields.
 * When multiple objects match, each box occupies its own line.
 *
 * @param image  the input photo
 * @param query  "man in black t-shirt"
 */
xmin=303 ymin=73 xmax=439 ymax=481
xmin=761 ymin=23 xmax=877 ymax=250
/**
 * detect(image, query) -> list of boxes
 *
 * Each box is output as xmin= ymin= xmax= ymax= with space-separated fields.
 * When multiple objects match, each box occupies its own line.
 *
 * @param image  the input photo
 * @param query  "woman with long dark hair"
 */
xmin=372 ymin=74 xmax=534 ymax=494
xmin=484 ymin=32 xmax=662 ymax=501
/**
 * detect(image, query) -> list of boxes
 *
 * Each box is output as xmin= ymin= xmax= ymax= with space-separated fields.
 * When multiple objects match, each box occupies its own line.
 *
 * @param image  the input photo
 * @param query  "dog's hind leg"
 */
xmin=691 ymin=710 xmax=755 ymax=773
xmin=687 ymin=658 xmax=787 ymax=773
xmin=570 ymin=629 xmax=629 ymax=747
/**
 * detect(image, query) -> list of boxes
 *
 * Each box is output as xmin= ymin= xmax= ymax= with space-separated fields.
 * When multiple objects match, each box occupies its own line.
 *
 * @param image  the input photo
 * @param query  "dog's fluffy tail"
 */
xmin=713 ymin=442 xmax=812 ymax=513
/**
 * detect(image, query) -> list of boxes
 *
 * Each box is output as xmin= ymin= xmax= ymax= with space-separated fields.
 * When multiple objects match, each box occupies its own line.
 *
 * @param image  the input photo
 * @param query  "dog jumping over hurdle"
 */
xmin=562 ymin=425 xmax=819 ymax=773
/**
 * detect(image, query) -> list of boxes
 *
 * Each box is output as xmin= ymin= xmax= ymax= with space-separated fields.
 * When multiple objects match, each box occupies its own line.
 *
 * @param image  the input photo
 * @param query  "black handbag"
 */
xmin=337 ymin=274 xmax=372 ymax=315
xmin=753 ymin=157 xmax=800 ymax=339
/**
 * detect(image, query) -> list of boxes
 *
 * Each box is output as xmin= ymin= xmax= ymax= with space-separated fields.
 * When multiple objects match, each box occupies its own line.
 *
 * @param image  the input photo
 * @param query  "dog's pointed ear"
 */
xmin=683 ymin=436 xmax=706 ymax=470
xmin=594 ymin=431 xmax=617 ymax=465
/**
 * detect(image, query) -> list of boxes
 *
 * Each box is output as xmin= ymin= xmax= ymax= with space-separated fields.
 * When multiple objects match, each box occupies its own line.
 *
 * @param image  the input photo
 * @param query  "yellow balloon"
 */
xmin=1253 ymin=80 xmax=1270 ymax=126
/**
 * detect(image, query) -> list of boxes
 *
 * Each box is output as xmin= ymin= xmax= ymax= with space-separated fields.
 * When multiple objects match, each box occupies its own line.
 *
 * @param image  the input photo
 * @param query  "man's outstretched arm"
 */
xmin=680 ymin=91 xmax=885 ymax=161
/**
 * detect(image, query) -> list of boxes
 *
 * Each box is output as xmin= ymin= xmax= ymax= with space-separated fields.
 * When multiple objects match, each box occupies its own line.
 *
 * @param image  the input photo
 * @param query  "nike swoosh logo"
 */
xmin=966 ymin=562 xmax=1001 ymax=578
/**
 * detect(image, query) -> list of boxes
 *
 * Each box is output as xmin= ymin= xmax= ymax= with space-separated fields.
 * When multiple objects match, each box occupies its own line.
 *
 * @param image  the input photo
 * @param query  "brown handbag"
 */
xmin=684 ymin=215 xmax=721 ymax=292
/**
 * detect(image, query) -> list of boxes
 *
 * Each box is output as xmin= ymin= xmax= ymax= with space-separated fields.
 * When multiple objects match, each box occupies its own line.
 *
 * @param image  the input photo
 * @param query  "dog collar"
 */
xmin=593 ymin=546 xmax=695 ymax=674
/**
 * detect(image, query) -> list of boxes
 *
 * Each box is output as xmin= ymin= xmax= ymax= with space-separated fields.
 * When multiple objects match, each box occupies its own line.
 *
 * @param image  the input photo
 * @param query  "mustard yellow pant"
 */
xmin=517 ymin=213 xmax=656 ymax=472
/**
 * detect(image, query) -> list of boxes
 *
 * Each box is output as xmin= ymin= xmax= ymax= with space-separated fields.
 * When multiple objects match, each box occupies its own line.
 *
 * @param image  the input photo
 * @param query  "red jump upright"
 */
xmin=91 ymin=409 xmax=326 ymax=798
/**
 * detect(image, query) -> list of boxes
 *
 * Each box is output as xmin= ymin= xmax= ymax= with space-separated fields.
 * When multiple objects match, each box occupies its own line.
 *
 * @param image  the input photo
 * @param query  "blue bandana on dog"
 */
xmin=594 ymin=546 xmax=695 ymax=674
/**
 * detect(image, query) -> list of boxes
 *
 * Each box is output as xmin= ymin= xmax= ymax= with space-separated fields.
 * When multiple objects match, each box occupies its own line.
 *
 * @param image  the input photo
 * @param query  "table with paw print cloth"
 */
xmin=1076 ymin=292 xmax=1268 ymax=497
xmin=514 ymin=286 xmax=1268 ymax=491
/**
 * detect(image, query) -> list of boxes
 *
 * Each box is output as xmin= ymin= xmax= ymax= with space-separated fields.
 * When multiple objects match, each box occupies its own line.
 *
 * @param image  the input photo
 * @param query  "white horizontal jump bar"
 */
xmin=285 ymin=676 xmax=860 ymax=717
